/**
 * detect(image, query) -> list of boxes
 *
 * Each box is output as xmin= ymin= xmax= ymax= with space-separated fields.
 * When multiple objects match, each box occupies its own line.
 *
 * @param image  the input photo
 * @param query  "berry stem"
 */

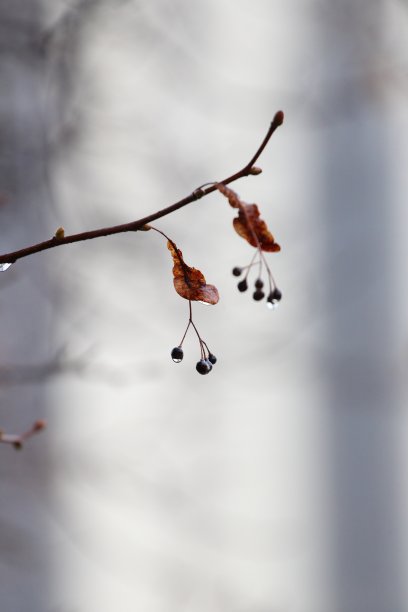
xmin=258 ymin=248 xmax=277 ymax=291
xmin=201 ymin=340 xmax=210 ymax=355
xmin=178 ymin=319 xmax=191 ymax=347
xmin=185 ymin=301 xmax=207 ymax=359
xmin=243 ymin=250 xmax=260 ymax=281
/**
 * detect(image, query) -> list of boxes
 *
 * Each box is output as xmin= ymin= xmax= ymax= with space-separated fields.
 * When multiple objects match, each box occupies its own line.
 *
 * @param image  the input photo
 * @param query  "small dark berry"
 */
xmin=171 ymin=346 xmax=184 ymax=363
xmin=232 ymin=267 xmax=242 ymax=277
xmin=237 ymin=279 xmax=248 ymax=292
xmin=208 ymin=353 xmax=217 ymax=365
xmin=268 ymin=287 xmax=282 ymax=302
xmin=254 ymin=278 xmax=264 ymax=289
xmin=253 ymin=289 xmax=265 ymax=301
xmin=196 ymin=359 xmax=211 ymax=375
xmin=267 ymin=287 xmax=282 ymax=309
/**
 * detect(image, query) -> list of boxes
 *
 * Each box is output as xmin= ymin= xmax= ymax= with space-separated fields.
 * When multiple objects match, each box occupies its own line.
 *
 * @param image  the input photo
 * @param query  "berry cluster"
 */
xmin=171 ymin=346 xmax=217 ymax=375
xmin=232 ymin=256 xmax=282 ymax=309
xmin=171 ymin=301 xmax=217 ymax=375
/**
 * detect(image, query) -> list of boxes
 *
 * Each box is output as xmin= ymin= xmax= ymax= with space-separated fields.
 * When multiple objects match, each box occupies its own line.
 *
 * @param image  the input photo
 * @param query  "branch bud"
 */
xmin=192 ymin=188 xmax=204 ymax=200
xmin=33 ymin=420 xmax=46 ymax=432
xmin=249 ymin=166 xmax=262 ymax=175
xmin=273 ymin=110 xmax=284 ymax=126
xmin=54 ymin=227 xmax=65 ymax=240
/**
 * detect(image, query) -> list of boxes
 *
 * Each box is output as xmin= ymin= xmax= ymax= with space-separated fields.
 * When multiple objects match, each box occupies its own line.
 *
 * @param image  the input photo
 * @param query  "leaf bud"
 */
xmin=192 ymin=188 xmax=204 ymax=200
xmin=33 ymin=420 xmax=46 ymax=432
xmin=249 ymin=166 xmax=262 ymax=175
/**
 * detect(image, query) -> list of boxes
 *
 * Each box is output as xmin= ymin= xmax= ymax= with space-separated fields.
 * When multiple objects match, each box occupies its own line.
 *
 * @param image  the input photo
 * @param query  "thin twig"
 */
xmin=0 ymin=111 xmax=284 ymax=266
xmin=0 ymin=420 xmax=46 ymax=450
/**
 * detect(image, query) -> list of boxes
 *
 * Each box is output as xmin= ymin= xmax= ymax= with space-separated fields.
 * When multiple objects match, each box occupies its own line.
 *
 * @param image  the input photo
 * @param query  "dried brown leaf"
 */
xmin=216 ymin=183 xmax=280 ymax=252
xmin=167 ymin=241 xmax=219 ymax=304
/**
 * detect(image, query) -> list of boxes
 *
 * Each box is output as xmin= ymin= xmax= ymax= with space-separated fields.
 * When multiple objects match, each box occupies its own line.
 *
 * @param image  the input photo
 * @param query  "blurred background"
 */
xmin=1 ymin=0 xmax=408 ymax=610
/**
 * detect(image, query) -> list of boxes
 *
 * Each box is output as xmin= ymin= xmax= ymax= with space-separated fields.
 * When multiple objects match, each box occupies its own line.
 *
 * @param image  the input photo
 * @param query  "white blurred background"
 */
xmin=1 ymin=1 xmax=408 ymax=611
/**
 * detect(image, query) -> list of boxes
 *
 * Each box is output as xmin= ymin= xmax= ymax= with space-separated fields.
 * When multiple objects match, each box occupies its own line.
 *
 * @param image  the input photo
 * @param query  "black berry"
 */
xmin=237 ymin=279 xmax=248 ymax=292
xmin=196 ymin=359 xmax=211 ymax=375
xmin=171 ymin=346 xmax=184 ymax=363
xmin=254 ymin=278 xmax=264 ymax=289
xmin=253 ymin=289 xmax=265 ymax=301
xmin=208 ymin=353 xmax=217 ymax=365
xmin=267 ymin=287 xmax=282 ymax=303
xmin=232 ymin=267 xmax=242 ymax=277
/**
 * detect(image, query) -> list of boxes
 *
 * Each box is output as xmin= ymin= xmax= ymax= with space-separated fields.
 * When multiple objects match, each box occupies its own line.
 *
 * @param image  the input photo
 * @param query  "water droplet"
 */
xmin=0 ymin=263 xmax=12 ymax=272
xmin=172 ymin=356 xmax=182 ymax=363
xmin=267 ymin=300 xmax=279 ymax=310
xmin=205 ymin=359 xmax=213 ymax=372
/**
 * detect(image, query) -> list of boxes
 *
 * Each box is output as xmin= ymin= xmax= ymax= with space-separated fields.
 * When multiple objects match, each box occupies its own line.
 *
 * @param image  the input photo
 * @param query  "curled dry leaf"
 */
xmin=167 ymin=241 xmax=219 ymax=304
xmin=216 ymin=183 xmax=280 ymax=252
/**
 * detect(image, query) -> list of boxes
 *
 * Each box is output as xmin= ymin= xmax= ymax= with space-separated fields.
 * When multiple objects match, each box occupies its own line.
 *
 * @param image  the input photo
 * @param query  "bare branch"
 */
xmin=0 ymin=420 xmax=46 ymax=450
xmin=0 ymin=112 xmax=284 ymax=266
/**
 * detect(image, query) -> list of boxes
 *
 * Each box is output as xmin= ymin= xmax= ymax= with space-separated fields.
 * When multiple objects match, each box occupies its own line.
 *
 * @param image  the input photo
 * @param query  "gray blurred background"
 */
xmin=1 ymin=1 xmax=408 ymax=611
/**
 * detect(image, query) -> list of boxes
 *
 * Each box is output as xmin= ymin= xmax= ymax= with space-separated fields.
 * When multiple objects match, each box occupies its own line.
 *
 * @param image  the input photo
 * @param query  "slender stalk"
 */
xmin=0 ymin=112 xmax=284 ymax=265
xmin=178 ymin=303 xmax=193 ymax=347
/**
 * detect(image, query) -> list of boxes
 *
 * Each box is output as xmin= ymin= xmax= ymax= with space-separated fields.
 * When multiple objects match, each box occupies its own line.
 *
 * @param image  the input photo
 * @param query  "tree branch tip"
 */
xmin=273 ymin=110 xmax=284 ymax=126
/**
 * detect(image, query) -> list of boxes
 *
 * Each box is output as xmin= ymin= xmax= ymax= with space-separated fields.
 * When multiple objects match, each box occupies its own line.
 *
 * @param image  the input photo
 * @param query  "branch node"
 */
xmin=192 ymin=188 xmax=205 ymax=200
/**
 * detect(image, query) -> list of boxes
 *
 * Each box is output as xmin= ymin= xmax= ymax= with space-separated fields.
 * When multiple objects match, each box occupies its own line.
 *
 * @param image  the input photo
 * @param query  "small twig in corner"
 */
xmin=0 ymin=420 xmax=46 ymax=450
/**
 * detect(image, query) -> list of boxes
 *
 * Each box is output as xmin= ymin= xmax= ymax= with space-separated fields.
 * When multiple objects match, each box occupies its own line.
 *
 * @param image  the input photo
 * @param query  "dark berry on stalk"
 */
xmin=253 ymin=289 xmax=265 ymax=301
xmin=171 ymin=346 xmax=184 ymax=363
xmin=196 ymin=359 xmax=211 ymax=375
xmin=254 ymin=278 xmax=264 ymax=289
xmin=237 ymin=279 xmax=248 ymax=292
xmin=268 ymin=287 xmax=282 ymax=302
xmin=232 ymin=267 xmax=242 ymax=277
xmin=208 ymin=353 xmax=217 ymax=365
